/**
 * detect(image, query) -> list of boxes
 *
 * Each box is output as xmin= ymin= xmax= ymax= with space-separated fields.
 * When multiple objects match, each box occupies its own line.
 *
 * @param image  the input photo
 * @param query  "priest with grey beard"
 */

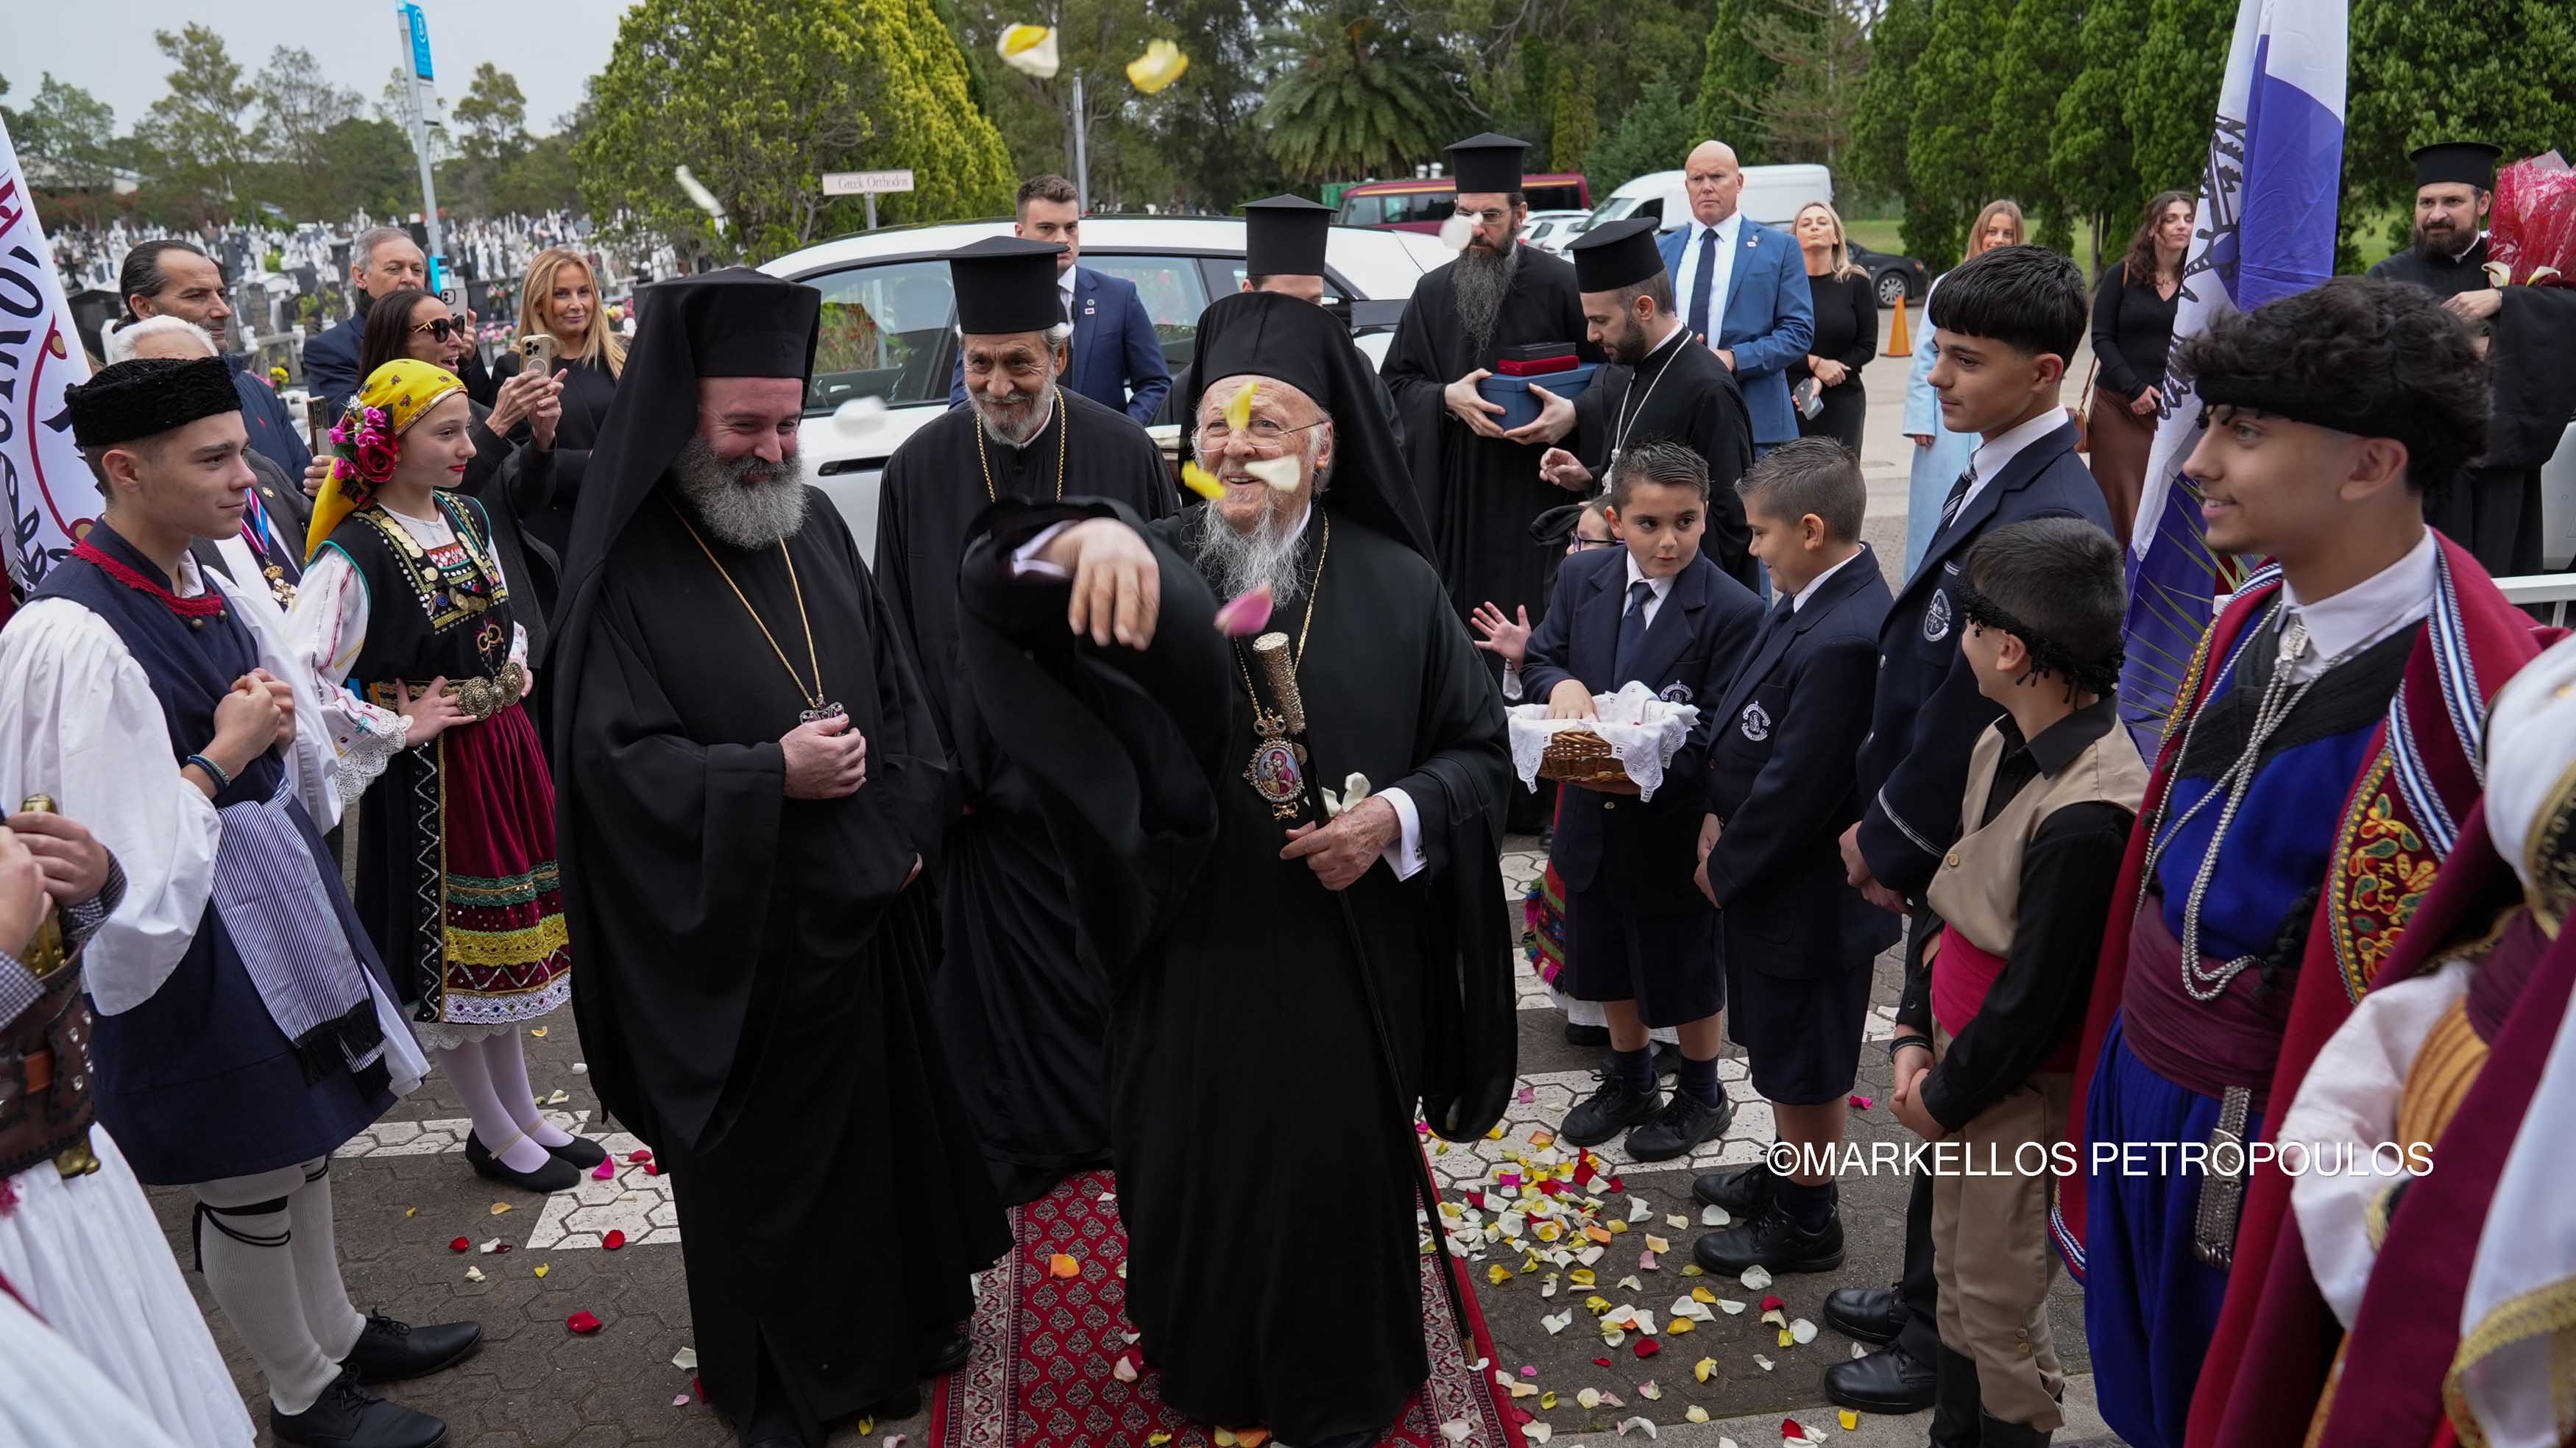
xmin=955 ymin=291 xmax=1515 ymax=1445
xmin=551 ymin=269 xmax=1008 ymax=1447
xmin=875 ymin=235 xmax=1174 ymax=1206
xmin=1381 ymin=132 xmax=1596 ymax=659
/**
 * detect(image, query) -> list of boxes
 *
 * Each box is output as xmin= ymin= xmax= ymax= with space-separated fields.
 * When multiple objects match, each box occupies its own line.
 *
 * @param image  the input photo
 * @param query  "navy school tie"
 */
xmin=1613 ymin=578 xmax=1657 ymax=686
xmin=1938 ymin=466 xmax=1978 ymax=535
xmin=1687 ymin=229 xmax=1718 ymax=345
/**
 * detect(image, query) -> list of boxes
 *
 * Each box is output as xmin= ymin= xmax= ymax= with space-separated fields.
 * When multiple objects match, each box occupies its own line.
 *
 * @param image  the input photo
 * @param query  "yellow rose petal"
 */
xmin=1125 ymin=39 xmax=1189 ymax=93
xmin=1840 ymin=1409 xmax=1861 ymax=1430
xmin=1223 ymin=379 xmax=1259 ymax=430
xmin=1181 ymin=461 xmax=1225 ymax=500
xmin=1667 ymin=1316 xmax=1694 ymax=1334
xmin=1486 ymin=1264 xmax=1512 ymax=1286
xmin=532 ymin=1264 xmax=548 ymax=1277
xmin=1685 ymin=1405 xmax=1711 ymax=1424
xmin=997 ymin=24 xmax=1061 ymax=79
xmin=1694 ymin=1356 xmax=1718 ymax=1384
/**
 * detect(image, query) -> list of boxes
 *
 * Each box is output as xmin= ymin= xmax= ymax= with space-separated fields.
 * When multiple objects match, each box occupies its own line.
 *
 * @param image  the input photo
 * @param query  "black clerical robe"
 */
xmin=562 ymin=489 xmax=1006 ymax=1430
xmin=1570 ymin=324 xmax=1758 ymax=588
xmin=1381 ymin=244 xmax=1598 ymax=634
xmin=2369 ymin=238 xmax=2575 ymax=575
xmin=956 ymin=500 xmax=1515 ymax=1441
xmin=875 ymin=391 xmax=1176 ymax=1202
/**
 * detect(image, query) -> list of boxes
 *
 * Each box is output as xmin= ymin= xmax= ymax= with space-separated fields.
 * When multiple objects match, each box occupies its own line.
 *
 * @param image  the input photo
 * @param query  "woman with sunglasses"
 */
xmin=352 ymin=288 xmax=574 ymax=664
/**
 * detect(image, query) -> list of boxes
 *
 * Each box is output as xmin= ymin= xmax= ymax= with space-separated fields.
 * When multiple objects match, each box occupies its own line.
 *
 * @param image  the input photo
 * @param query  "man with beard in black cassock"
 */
xmin=1536 ymin=217 xmax=1758 ymax=589
xmin=955 ymin=291 xmax=1518 ymax=1446
xmin=2368 ymin=140 xmax=2576 ymax=576
xmin=876 ymin=236 xmax=1175 ymax=1204
xmin=1383 ymin=133 xmax=1597 ymax=639
xmin=551 ymin=269 xmax=1007 ymax=1447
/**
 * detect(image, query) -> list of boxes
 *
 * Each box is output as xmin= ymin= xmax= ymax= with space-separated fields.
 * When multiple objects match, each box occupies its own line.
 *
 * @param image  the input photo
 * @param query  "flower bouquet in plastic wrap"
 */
xmin=2485 ymin=151 xmax=2576 ymax=287
xmin=1507 ymin=681 xmax=1700 ymax=801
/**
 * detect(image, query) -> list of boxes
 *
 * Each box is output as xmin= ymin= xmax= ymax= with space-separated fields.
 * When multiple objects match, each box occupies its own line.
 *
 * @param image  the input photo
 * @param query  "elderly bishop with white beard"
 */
xmin=875 ymin=236 xmax=1174 ymax=1205
xmin=551 ymin=270 xmax=1008 ymax=1447
xmin=955 ymin=291 xmax=1517 ymax=1444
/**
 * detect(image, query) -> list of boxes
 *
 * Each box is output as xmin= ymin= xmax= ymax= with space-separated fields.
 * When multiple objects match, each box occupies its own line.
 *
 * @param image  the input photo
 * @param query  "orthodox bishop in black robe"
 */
xmin=1553 ymin=218 xmax=1758 ymax=587
xmin=958 ymin=293 xmax=1516 ymax=1444
xmin=1381 ymin=136 xmax=1599 ymax=640
xmin=876 ymin=237 xmax=1177 ymax=1204
xmin=551 ymin=270 xmax=1007 ymax=1442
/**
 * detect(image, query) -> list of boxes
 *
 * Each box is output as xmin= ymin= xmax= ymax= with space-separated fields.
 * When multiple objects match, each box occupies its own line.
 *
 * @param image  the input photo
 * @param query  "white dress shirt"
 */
xmin=1955 ymin=407 xmax=2072 ymax=521
xmin=2277 ymin=530 xmax=2438 ymax=685
xmin=1788 ymin=547 xmax=1864 ymax=612
xmin=1671 ymin=211 xmax=1745 ymax=351
xmin=1624 ymin=553 xmax=1678 ymax=632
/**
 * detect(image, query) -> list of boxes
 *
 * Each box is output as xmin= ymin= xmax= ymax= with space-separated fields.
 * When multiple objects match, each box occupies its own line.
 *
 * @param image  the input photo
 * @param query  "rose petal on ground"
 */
xmin=603 ymin=1230 xmax=626 ymax=1251
xmin=1668 ymin=1317 xmax=1694 ymax=1334
xmin=1718 ymin=1298 xmax=1747 ymax=1314
xmin=572 ymin=1062 xmax=587 ymax=1073
xmin=1755 ymin=1352 xmax=1775 ymax=1371
xmin=1695 ymin=1355 xmax=1718 ymax=1383
xmin=1628 ymin=1198 xmax=1652 ymax=1222
xmin=1638 ymin=1378 xmax=1663 ymax=1399
xmin=1666 ymin=1213 xmax=1691 ymax=1229
xmin=672 ymin=1346 xmax=697 ymax=1370
xmin=1441 ymin=1422 xmax=1471 ymax=1444
xmin=1761 ymin=1293 xmax=1786 ymax=1311
xmin=1703 ymin=1204 xmax=1730 ymax=1227
xmin=545 ymin=1090 xmax=570 ymax=1106
xmin=405 ymin=1207 xmax=417 ymax=1218
xmin=1541 ymin=1309 xmax=1573 ymax=1335
xmin=1050 ymin=1254 xmax=1081 ymax=1279
xmin=592 ymin=1159 xmax=615 ymax=1180
xmin=1780 ymin=1328 xmax=1794 ymax=1346
xmin=1645 ymin=1235 xmax=1671 ymax=1254
xmin=1791 ymin=1317 xmax=1819 ymax=1344
xmin=1741 ymin=1264 xmax=1773 ymax=1290
xmin=1516 ymin=1085 xmax=1538 ymax=1104
xmin=672 ymin=1394 xmax=691 ymax=1407
xmin=449 ymin=1237 xmax=470 ymax=1252
xmin=1616 ymin=1417 xmax=1657 ymax=1438
xmin=1540 ymin=1391 xmax=1557 ymax=1409
xmin=1839 ymin=1408 xmax=1861 ymax=1430
xmin=464 ymin=1266 xmax=486 ymax=1282
xmin=1635 ymin=1338 xmax=1660 ymax=1359
xmin=1638 ymin=1249 xmax=1659 ymax=1271
xmin=1685 ymin=1405 xmax=1710 ymax=1424
xmin=1113 ymin=1352 xmax=1139 ymax=1383
xmin=533 ymin=1264 xmax=548 ymax=1278
xmin=529 ymin=1026 xmax=547 ymax=1038
xmin=626 ymin=1149 xmax=653 ymax=1164
xmin=490 ymin=1202 xmax=513 ymax=1215
xmin=1850 ymin=1094 xmax=1873 ymax=1110
xmin=1578 ymin=1388 xmax=1603 ymax=1408
xmin=567 ymin=1310 xmax=603 ymax=1335
xmin=1762 ymin=1309 xmax=1786 ymax=1329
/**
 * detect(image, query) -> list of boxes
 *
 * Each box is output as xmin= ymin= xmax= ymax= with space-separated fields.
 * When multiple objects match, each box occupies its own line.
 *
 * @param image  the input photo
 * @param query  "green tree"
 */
xmin=450 ymin=63 xmax=531 ymax=216
xmin=1257 ymin=6 xmax=1465 ymax=184
xmin=1585 ymin=74 xmax=1701 ymax=192
xmin=1848 ymin=0 xmax=1927 ymax=201
xmin=254 ymin=48 xmax=364 ymax=219
xmin=1733 ymin=0 xmax=1871 ymax=169
xmin=138 ymin=24 xmax=259 ymax=219
xmin=12 ymin=75 xmax=121 ymax=229
xmin=316 ymin=117 xmax=420 ymax=216
xmin=2123 ymin=0 xmax=2229 ymax=204
xmin=579 ymin=0 xmax=1013 ymax=260
xmin=1546 ymin=63 xmax=1602 ymax=172
xmin=2049 ymin=0 xmax=2147 ymax=269
xmin=2343 ymin=0 xmax=2576 ymax=260
xmin=1903 ymin=0 xmax=2009 ymax=269
xmin=1986 ymin=0 xmax=2079 ymax=250
xmin=1698 ymin=0 xmax=1783 ymax=159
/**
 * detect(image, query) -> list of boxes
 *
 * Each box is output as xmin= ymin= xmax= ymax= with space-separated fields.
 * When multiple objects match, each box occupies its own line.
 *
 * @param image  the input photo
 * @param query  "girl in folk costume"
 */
xmin=290 ymin=359 xmax=600 ymax=1193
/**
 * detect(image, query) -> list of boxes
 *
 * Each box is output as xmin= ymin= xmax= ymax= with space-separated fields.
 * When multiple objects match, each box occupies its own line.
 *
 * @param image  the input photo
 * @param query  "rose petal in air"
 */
xmin=1243 ymin=455 xmax=1301 ymax=492
xmin=1182 ymin=461 xmax=1226 ymax=501
xmin=1214 ymin=586 xmax=1274 ymax=637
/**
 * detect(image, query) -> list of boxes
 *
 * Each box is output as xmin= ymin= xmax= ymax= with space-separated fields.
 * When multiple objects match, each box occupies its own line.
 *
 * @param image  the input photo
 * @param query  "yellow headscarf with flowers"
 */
xmin=304 ymin=358 xmax=467 ymax=561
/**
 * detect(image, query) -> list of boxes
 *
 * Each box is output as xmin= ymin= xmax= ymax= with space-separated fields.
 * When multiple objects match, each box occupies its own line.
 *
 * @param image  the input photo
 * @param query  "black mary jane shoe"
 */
xmin=344 ymin=1312 xmax=483 ymax=1383
xmin=544 ymin=1133 xmax=608 ymax=1170
xmin=464 ymin=1132 xmax=581 ymax=1193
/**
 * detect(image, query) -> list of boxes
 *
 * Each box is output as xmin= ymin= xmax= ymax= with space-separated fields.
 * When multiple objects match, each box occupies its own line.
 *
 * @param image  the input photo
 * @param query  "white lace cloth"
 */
xmin=1507 ymin=683 xmax=1702 ymax=801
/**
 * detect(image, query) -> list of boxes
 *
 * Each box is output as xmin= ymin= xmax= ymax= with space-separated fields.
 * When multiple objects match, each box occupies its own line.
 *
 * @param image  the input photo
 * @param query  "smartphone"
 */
xmin=518 ymin=334 xmax=560 ymax=375
xmin=305 ymin=396 xmax=333 ymax=451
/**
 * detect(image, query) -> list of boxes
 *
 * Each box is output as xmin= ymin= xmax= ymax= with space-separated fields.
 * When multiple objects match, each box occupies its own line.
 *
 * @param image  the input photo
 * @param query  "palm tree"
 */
xmin=1257 ymin=6 xmax=1464 ymax=185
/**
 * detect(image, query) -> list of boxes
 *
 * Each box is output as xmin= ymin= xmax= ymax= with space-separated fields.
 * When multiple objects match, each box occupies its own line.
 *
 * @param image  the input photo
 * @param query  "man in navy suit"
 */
xmin=302 ymin=225 xmax=497 ymax=420
xmin=116 ymin=239 xmax=314 ymax=480
xmin=1686 ymin=439 xmax=1898 ymax=1277
xmin=1823 ymin=244 xmax=2113 ymax=1422
xmin=1523 ymin=439 xmax=1763 ymax=1163
xmin=1657 ymin=141 xmax=1816 ymax=452
xmin=948 ymin=174 xmax=1172 ymax=424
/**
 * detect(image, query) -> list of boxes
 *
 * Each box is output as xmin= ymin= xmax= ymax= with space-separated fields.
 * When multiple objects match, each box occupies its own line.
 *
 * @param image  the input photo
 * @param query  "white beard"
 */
xmin=673 ymin=435 xmax=811 ymax=549
xmin=1197 ymin=497 xmax=1309 ymax=602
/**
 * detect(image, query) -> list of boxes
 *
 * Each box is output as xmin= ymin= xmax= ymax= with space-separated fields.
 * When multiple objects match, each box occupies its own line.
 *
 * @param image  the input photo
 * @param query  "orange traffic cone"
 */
xmin=1888 ymin=290 xmax=1913 ymax=358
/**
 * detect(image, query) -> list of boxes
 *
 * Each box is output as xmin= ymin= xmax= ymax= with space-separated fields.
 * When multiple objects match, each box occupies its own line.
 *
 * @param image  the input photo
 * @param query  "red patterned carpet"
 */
xmin=931 ymin=1168 xmax=1528 ymax=1448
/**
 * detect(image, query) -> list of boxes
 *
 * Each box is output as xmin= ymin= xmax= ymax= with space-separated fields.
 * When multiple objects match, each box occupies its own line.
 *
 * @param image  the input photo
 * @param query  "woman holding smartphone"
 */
xmin=495 ymin=249 xmax=625 ymax=556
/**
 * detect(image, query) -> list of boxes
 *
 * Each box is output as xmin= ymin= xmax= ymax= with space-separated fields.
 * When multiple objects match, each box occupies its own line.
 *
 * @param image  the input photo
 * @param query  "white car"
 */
xmin=760 ymin=218 xmax=1452 ymax=557
xmin=1522 ymin=210 xmax=1593 ymax=255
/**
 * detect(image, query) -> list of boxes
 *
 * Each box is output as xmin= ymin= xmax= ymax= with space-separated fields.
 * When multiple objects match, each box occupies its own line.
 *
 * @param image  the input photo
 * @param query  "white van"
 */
xmin=1585 ymin=163 xmax=1836 ymax=233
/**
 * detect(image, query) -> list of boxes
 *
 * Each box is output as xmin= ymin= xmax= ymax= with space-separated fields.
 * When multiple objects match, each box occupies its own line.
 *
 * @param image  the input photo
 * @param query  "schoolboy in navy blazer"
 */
xmin=1688 ymin=438 xmax=1899 ymax=1277
xmin=1846 ymin=246 xmax=2115 ymax=909
xmin=1521 ymin=439 xmax=1763 ymax=1164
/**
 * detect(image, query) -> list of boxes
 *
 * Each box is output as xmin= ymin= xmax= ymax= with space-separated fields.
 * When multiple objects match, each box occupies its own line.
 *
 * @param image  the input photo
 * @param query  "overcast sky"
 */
xmin=13 ymin=0 xmax=632 ymax=135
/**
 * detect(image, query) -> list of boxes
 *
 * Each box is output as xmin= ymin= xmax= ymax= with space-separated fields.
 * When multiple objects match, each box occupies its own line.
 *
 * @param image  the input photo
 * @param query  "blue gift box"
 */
xmin=1478 ymin=364 xmax=1599 ymax=431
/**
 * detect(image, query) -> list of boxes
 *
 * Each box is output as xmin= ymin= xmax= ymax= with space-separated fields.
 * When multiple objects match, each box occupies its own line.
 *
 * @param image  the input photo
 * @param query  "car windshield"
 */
xmin=802 ymin=258 xmax=955 ymax=416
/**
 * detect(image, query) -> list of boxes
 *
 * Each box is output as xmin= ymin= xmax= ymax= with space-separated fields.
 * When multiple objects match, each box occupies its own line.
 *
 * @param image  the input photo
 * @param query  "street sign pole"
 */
xmin=866 ymin=194 xmax=878 ymax=232
xmin=394 ymin=4 xmax=445 ymax=275
xmin=1070 ymin=74 xmax=1090 ymax=213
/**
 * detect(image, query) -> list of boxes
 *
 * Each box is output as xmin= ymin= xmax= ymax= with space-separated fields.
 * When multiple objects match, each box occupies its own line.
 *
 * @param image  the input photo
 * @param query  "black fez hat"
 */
xmin=1570 ymin=217 xmax=1666 ymax=293
xmin=66 ymin=356 xmax=241 ymax=447
xmin=1243 ymin=195 xmax=1334 ymax=278
xmin=671 ymin=266 xmax=821 ymax=377
xmin=1446 ymin=133 xmax=1529 ymax=195
xmin=2412 ymin=141 xmax=2501 ymax=191
xmin=949 ymin=236 xmax=1068 ymax=334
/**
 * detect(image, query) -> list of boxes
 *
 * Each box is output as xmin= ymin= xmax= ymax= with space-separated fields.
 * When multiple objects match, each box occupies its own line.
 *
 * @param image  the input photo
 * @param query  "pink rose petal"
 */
xmin=591 ymin=1159 xmax=615 ymax=1180
xmin=1214 ymin=586 xmax=1274 ymax=638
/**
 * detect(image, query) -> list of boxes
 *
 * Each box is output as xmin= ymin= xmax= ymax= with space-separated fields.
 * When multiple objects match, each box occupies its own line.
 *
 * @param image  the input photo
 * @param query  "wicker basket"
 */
xmin=1538 ymin=729 xmax=1632 ymax=786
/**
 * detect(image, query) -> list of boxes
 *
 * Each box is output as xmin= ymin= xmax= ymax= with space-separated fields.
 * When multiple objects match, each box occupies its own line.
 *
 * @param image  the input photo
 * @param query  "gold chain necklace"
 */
xmin=1234 ymin=512 xmax=1332 ymax=819
xmin=670 ymin=504 xmax=843 ymax=723
xmin=1228 ymin=512 xmax=1331 ymax=700
xmin=973 ymin=386 xmax=1069 ymax=503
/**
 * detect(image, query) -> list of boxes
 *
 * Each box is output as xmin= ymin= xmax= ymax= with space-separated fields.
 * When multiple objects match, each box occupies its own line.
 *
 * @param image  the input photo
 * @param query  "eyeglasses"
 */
xmin=1571 ymin=536 xmax=1619 ymax=550
xmin=409 ymin=316 xmax=461 ymax=341
xmin=1192 ymin=415 xmax=1328 ymax=459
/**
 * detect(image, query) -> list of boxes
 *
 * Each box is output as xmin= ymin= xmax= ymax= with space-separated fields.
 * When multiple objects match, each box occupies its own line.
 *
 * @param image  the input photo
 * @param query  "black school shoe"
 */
xmin=464 ymin=1132 xmax=581 ymax=1193
xmin=1693 ymin=1161 xmax=1780 ymax=1215
xmin=1557 ymin=1077 xmax=1663 ymax=1147
xmin=272 ymin=1370 xmax=447 ymax=1448
xmin=1825 ymin=1342 xmax=1940 ymax=1415
xmin=1563 ymin=1021 xmax=1612 ymax=1048
xmin=344 ymin=1313 xmax=483 ymax=1383
xmin=1623 ymin=1090 xmax=1734 ymax=1161
xmin=1822 ymin=1285 xmax=1903 ymax=1345
xmin=1694 ymin=1200 xmax=1847 ymax=1274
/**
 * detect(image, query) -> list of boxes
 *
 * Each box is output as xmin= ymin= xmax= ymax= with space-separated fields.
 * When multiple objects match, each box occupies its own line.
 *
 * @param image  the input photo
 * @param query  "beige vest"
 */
xmin=1925 ymin=717 xmax=2149 ymax=958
